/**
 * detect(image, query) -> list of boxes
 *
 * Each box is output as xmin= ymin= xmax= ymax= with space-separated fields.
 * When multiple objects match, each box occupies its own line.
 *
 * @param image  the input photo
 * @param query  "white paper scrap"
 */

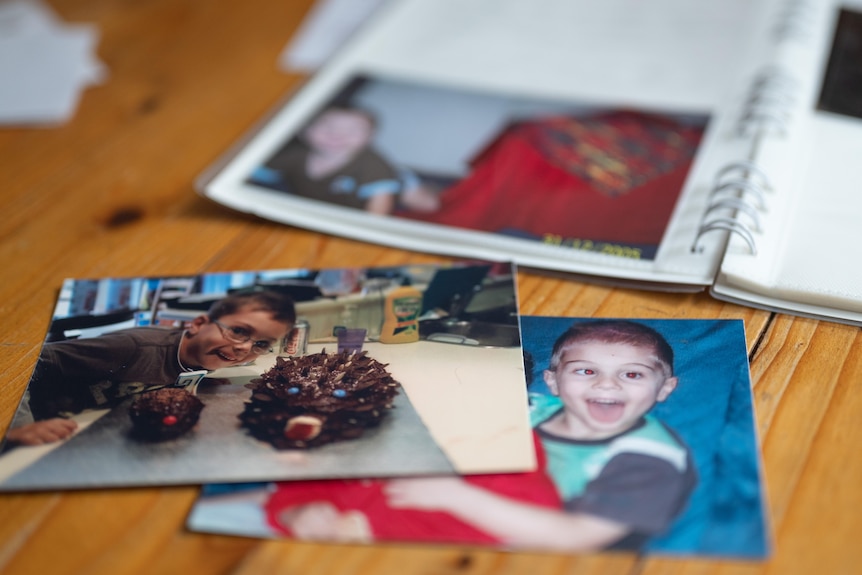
xmin=279 ymin=0 xmax=389 ymax=71
xmin=0 ymin=0 xmax=106 ymax=126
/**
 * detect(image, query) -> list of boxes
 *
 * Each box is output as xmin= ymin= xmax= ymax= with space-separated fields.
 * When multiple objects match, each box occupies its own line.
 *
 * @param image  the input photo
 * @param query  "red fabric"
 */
xmin=400 ymin=112 xmax=704 ymax=248
xmin=264 ymin=433 xmax=560 ymax=545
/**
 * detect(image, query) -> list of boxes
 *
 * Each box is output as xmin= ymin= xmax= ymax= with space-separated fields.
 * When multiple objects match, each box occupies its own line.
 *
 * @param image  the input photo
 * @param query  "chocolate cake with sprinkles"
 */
xmin=240 ymin=350 xmax=400 ymax=449
xmin=128 ymin=387 xmax=204 ymax=441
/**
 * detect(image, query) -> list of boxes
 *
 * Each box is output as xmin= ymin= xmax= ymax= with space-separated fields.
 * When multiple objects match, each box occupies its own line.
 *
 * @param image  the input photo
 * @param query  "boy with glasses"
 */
xmin=5 ymin=290 xmax=295 ymax=447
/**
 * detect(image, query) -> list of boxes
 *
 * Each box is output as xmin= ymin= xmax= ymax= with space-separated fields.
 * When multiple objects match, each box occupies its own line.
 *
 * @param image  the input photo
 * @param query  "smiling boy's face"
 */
xmin=543 ymin=340 xmax=677 ymax=440
xmin=178 ymin=306 xmax=291 ymax=371
xmin=304 ymin=109 xmax=374 ymax=156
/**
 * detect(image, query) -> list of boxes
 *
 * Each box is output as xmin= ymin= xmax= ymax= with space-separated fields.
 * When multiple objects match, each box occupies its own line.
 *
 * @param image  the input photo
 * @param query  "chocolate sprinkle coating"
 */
xmin=240 ymin=350 xmax=400 ymax=448
xmin=128 ymin=387 xmax=204 ymax=441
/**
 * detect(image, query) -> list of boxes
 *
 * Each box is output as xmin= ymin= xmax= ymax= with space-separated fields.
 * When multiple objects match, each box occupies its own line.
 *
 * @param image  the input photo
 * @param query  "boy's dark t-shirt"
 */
xmin=536 ymin=412 xmax=698 ymax=550
xmin=28 ymin=327 xmax=186 ymax=419
xmin=264 ymin=141 xmax=401 ymax=210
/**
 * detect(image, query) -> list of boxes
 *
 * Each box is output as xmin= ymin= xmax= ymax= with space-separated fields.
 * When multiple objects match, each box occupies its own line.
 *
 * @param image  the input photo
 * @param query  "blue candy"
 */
xmin=333 ymin=389 xmax=347 ymax=398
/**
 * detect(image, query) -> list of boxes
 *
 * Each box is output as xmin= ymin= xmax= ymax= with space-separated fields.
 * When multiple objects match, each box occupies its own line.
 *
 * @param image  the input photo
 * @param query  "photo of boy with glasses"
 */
xmin=6 ymin=290 xmax=296 ymax=448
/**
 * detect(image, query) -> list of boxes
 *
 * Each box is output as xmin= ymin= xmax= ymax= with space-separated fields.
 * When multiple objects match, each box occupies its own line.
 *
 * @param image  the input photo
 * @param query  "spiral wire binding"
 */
xmin=692 ymin=65 xmax=797 ymax=255
xmin=736 ymin=67 xmax=797 ymax=138
xmin=703 ymin=197 xmax=762 ymax=232
xmin=772 ymin=0 xmax=817 ymax=43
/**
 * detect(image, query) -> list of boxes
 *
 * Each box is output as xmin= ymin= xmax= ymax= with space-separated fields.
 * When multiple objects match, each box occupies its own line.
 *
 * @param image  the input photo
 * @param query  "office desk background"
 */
xmin=1 ymin=1 xmax=860 ymax=574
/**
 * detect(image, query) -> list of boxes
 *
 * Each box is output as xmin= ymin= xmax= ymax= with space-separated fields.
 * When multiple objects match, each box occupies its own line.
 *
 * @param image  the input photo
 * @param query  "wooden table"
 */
xmin=1 ymin=1 xmax=860 ymax=573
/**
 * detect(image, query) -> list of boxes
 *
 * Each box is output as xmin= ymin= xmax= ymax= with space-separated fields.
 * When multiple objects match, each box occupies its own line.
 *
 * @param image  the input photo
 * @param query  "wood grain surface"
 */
xmin=1 ymin=1 xmax=860 ymax=574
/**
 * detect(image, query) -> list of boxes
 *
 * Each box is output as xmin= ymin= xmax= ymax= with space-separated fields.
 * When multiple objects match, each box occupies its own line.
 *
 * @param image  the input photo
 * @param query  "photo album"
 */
xmin=0 ymin=261 xmax=535 ymax=489
xmin=188 ymin=317 xmax=770 ymax=559
xmin=197 ymin=0 xmax=862 ymax=325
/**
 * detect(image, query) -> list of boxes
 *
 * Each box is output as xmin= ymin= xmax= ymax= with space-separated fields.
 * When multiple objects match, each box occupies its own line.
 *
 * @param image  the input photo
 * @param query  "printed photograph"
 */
xmin=188 ymin=317 xmax=769 ymax=559
xmin=0 ymin=261 xmax=533 ymax=490
xmin=247 ymin=75 xmax=710 ymax=260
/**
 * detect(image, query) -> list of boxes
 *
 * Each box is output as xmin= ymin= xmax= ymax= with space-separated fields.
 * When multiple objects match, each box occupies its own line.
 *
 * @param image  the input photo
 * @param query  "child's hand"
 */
xmin=383 ymin=477 xmax=470 ymax=512
xmin=333 ymin=510 xmax=373 ymax=543
xmin=277 ymin=502 xmax=342 ymax=540
xmin=5 ymin=418 xmax=78 ymax=446
xmin=276 ymin=502 xmax=374 ymax=542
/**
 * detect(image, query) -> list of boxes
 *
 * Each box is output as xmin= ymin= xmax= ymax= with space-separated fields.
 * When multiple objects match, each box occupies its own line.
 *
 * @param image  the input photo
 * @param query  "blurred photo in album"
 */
xmin=198 ymin=0 xmax=862 ymax=325
xmin=0 ymin=261 xmax=534 ymax=490
xmin=188 ymin=317 xmax=770 ymax=560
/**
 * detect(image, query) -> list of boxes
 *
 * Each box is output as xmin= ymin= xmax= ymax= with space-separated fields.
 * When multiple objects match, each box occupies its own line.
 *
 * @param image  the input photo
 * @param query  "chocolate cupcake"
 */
xmin=129 ymin=387 xmax=204 ymax=441
xmin=240 ymin=350 xmax=400 ymax=448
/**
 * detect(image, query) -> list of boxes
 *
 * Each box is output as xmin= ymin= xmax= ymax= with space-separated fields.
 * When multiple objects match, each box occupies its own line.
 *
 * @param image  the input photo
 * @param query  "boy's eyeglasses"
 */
xmin=213 ymin=320 xmax=274 ymax=355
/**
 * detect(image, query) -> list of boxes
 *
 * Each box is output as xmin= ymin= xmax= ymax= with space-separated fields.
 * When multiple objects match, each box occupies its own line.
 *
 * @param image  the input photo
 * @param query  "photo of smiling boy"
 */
xmin=530 ymin=320 xmax=697 ymax=550
xmin=6 ymin=290 xmax=296 ymax=448
xmin=253 ymin=106 xmax=402 ymax=215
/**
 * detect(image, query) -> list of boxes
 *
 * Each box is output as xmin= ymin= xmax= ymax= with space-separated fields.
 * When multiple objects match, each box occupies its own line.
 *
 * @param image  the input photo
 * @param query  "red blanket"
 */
xmin=400 ymin=111 xmax=704 ymax=252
